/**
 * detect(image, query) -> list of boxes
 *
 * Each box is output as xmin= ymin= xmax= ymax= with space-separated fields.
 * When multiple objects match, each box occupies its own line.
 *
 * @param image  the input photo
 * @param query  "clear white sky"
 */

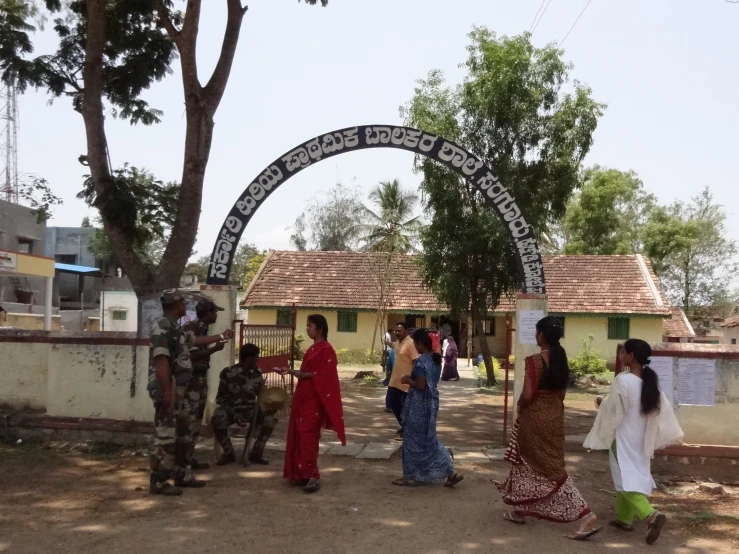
xmin=17 ymin=0 xmax=739 ymax=260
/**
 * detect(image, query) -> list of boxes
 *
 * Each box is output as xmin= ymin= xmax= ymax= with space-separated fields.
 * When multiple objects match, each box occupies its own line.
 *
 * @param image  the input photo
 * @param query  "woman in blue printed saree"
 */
xmin=392 ymin=329 xmax=463 ymax=487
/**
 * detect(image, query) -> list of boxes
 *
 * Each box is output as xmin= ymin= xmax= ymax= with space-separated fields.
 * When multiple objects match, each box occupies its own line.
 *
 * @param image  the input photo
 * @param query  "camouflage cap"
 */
xmin=195 ymin=298 xmax=224 ymax=315
xmin=160 ymin=289 xmax=187 ymax=306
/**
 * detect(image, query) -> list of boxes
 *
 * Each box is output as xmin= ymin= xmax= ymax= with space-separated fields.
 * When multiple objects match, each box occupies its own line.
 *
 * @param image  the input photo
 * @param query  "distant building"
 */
xmin=241 ymin=251 xmax=674 ymax=366
xmin=0 ymin=199 xmax=48 ymax=308
xmin=44 ymin=226 xmax=132 ymax=309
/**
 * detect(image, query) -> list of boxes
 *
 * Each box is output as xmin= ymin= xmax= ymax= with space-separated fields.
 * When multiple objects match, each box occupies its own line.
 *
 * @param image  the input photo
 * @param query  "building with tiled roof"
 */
xmin=662 ymin=307 xmax=696 ymax=343
xmin=243 ymin=251 xmax=675 ymax=364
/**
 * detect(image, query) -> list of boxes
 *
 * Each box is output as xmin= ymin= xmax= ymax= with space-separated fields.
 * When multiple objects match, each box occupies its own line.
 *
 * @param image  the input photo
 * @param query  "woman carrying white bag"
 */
xmin=584 ymin=339 xmax=684 ymax=545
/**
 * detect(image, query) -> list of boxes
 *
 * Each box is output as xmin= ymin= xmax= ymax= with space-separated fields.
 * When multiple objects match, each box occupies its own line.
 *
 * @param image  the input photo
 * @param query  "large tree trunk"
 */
xmin=471 ymin=296 xmax=496 ymax=386
xmin=82 ymin=0 xmax=151 ymax=291
xmin=80 ymin=0 xmax=249 ymax=296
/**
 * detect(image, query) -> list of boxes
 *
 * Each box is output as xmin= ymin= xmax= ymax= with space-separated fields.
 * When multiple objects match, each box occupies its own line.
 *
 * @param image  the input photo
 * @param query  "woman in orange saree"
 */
xmin=282 ymin=314 xmax=346 ymax=493
xmin=495 ymin=316 xmax=601 ymax=541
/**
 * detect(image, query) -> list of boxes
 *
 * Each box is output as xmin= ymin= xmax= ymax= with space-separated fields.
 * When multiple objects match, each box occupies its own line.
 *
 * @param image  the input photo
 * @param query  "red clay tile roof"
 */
xmin=662 ymin=307 xmax=696 ymax=338
xmin=242 ymin=251 xmax=446 ymax=312
xmin=721 ymin=315 xmax=739 ymax=329
xmin=242 ymin=251 xmax=671 ymax=316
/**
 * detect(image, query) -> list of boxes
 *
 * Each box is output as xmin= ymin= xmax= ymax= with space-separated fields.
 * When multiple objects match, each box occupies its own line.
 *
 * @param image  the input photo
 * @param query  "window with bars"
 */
xmin=337 ymin=312 xmax=358 ymax=333
xmin=553 ymin=316 xmax=566 ymax=338
xmin=483 ymin=318 xmax=496 ymax=336
xmin=276 ymin=308 xmax=292 ymax=326
xmin=112 ymin=310 xmax=127 ymax=321
xmin=607 ymin=317 xmax=630 ymax=340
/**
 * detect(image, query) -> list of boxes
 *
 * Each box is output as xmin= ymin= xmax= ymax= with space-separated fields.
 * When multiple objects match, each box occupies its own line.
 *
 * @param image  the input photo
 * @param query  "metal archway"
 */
xmin=206 ymin=125 xmax=545 ymax=294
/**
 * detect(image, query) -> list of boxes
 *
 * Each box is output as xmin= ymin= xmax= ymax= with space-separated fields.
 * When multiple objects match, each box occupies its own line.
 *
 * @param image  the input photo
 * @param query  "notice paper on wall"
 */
xmin=677 ymin=358 xmax=716 ymax=406
xmin=648 ymin=356 xmax=675 ymax=405
xmin=517 ymin=310 xmax=545 ymax=345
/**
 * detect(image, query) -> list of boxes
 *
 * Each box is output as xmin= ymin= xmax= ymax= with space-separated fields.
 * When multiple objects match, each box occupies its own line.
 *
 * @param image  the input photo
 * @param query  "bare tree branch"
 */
xmin=203 ymin=0 xmax=248 ymax=110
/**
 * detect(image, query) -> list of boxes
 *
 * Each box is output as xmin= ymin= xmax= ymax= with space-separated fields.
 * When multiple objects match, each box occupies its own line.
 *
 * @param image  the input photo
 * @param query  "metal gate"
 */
xmin=238 ymin=313 xmax=296 ymax=394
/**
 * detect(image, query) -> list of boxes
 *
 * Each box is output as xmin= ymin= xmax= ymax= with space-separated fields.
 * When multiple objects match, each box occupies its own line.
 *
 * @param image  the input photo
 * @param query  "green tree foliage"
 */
xmin=356 ymin=179 xmax=422 ymax=351
xmin=83 ymin=165 xmax=179 ymax=273
xmin=560 ymin=167 xmax=656 ymax=255
xmin=402 ymin=29 xmax=605 ymax=385
xmin=18 ymin=175 xmax=62 ymax=223
xmin=184 ymin=243 xmax=265 ymax=287
xmin=643 ymin=187 xmax=738 ymax=315
xmin=358 ymin=179 xmax=421 ymax=253
xmin=0 ymin=0 xmax=327 ymax=295
xmin=290 ymin=183 xmax=363 ymax=252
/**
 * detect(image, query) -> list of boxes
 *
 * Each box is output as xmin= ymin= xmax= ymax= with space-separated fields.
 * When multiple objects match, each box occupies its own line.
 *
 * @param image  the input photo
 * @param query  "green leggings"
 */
xmin=616 ymin=491 xmax=654 ymax=524
xmin=612 ymin=442 xmax=655 ymax=524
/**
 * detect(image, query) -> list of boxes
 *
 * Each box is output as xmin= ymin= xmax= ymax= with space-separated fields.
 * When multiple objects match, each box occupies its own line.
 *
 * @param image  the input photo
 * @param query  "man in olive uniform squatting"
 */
xmin=183 ymin=298 xmax=227 ymax=471
xmin=147 ymin=289 xmax=233 ymax=496
xmin=211 ymin=343 xmax=278 ymax=466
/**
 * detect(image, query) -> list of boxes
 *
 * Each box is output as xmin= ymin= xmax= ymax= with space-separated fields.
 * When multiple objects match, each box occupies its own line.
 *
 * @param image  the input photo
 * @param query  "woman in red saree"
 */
xmin=495 ymin=316 xmax=601 ymax=541
xmin=282 ymin=314 xmax=346 ymax=493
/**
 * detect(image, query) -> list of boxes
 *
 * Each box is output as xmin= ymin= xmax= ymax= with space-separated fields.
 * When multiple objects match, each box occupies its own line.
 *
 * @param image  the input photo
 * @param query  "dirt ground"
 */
xmin=1 ymin=366 xmax=737 ymax=554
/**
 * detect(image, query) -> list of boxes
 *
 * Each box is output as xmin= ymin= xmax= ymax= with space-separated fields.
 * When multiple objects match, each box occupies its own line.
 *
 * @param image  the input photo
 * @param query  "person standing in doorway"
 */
xmin=183 ymin=298 xmax=226 ymax=471
xmin=388 ymin=322 xmax=418 ymax=441
xmin=147 ymin=289 xmax=233 ymax=496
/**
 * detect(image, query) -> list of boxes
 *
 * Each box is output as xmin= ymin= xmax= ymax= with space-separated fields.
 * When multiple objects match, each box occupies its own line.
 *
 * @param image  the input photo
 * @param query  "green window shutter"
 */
xmin=276 ymin=309 xmax=291 ymax=326
xmin=112 ymin=310 xmax=127 ymax=321
xmin=337 ymin=312 xmax=358 ymax=333
xmin=607 ymin=317 xmax=630 ymax=340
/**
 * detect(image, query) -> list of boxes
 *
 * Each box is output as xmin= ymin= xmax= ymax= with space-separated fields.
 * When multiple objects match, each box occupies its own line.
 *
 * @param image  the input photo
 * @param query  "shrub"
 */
xmin=335 ymin=348 xmax=383 ymax=365
xmin=568 ymin=335 xmax=608 ymax=377
xmin=293 ymin=334 xmax=306 ymax=360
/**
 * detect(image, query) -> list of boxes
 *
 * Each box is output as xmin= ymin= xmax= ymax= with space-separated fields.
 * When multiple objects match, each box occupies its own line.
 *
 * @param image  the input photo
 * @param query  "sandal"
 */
xmin=568 ymin=528 xmax=602 ymax=541
xmin=646 ymin=512 xmax=666 ymax=545
xmin=392 ymin=477 xmax=419 ymax=487
xmin=609 ymin=520 xmax=634 ymax=532
xmin=444 ymin=471 xmax=464 ymax=488
xmin=303 ymin=479 xmax=321 ymax=494
xmin=503 ymin=511 xmax=525 ymax=525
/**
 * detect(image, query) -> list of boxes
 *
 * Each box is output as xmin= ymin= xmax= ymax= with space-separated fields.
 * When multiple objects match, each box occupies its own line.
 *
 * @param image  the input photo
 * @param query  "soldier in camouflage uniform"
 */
xmin=147 ymin=289 xmax=233 ymax=496
xmin=183 ymin=298 xmax=226 ymax=471
xmin=211 ymin=343 xmax=278 ymax=466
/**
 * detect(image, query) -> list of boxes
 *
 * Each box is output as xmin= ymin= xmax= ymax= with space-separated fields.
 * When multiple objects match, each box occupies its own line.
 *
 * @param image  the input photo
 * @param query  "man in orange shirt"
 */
xmin=387 ymin=322 xmax=419 ymax=441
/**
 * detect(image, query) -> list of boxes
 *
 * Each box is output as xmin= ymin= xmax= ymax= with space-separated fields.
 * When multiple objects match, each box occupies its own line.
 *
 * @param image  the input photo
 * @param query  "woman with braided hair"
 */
xmin=585 ymin=338 xmax=683 ymax=545
xmin=495 ymin=316 xmax=601 ymax=540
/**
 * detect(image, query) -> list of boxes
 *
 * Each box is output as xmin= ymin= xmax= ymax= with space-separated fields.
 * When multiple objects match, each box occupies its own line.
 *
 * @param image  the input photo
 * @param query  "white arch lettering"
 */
xmin=208 ymin=125 xmax=546 ymax=294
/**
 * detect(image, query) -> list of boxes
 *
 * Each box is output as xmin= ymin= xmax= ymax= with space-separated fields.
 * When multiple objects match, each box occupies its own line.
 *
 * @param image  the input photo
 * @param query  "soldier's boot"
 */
xmin=174 ymin=476 xmax=207 ymax=488
xmin=248 ymin=452 xmax=269 ymax=465
xmin=149 ymin=472 xmax=183 ymax=496
xmin=190 ymin=459 xmax=210 ymax=470
xmin=216 ymin=451 xmax=236 ymax=466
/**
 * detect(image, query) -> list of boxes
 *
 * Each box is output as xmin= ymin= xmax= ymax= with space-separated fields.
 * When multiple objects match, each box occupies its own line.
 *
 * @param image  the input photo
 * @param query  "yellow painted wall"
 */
xmin=15 ymin=253 xmax=55 ymax=278
xmin=5 ymin=313 xmax=62 ymax=331
xmin=248 ymin=308 xmax=387 ymax=350
xmin=46 ymin=343 xmax=152 ymax=421
xmin=556 ymin=316 xmax=664 ymax=364
xmin=482 ymin=315 xmax=664 ymax=365
xmin=723 ymin=327 xmax=739 ymax=345
xmin=0 ymin=341 xmax=49 ymax=409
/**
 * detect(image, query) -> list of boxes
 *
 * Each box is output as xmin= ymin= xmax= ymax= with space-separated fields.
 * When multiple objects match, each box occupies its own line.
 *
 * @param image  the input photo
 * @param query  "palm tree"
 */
xmin=359 ymin=180 xmax=422 ymax=352
xmin=359 ymin=179 xmax=421 ymax=253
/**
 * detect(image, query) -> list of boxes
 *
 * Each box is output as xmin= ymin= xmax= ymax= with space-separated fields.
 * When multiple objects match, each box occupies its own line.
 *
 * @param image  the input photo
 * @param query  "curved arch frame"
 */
xmin=206 ymin=125 xmax=546 ymax=294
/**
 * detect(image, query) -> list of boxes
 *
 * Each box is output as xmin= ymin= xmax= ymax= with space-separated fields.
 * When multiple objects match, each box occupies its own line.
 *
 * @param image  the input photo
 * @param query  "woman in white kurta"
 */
xmin=584 ymin=339 xmax=683 ymax=545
